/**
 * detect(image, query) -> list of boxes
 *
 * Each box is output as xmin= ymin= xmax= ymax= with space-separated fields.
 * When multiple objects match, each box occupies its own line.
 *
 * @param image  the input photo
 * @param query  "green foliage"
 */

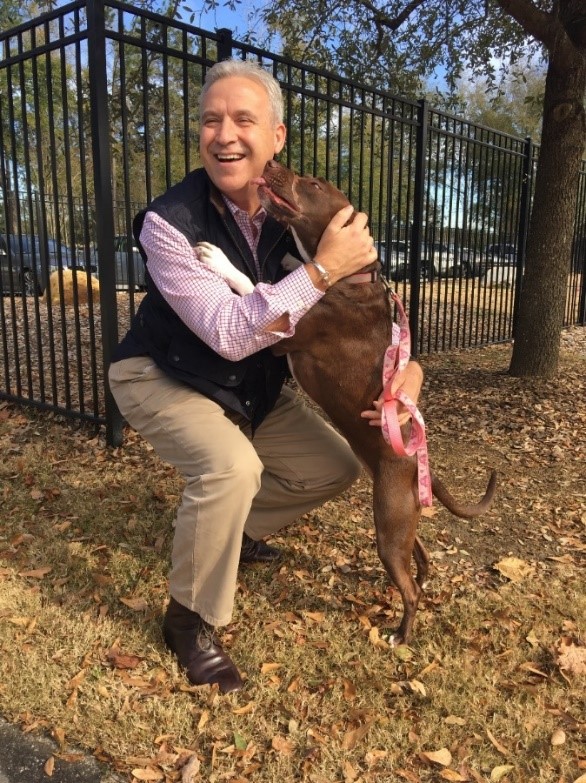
xmin=245 ymin=0 xmax=540 ymax=99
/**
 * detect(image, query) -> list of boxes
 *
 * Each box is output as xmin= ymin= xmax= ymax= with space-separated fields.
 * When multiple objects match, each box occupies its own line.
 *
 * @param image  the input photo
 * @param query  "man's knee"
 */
xmin=198 ymin=446 xmax=264 ymax=498
xmin=339 ymin=450 xmax=363 ymax=490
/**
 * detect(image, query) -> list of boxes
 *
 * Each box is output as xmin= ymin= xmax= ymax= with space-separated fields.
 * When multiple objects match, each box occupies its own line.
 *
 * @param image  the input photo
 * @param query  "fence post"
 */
xmin=217 ymin=28 xmax=233 ymax=61
xmin=513 ymin=136 xmax=533 ymax=338
xmin=408 ymin=99 xmax=428 ymax=356
xmin=87 ymin=0 xmax=123 ymax=447
xmin=577 ymin=258 xmax=586 ymax=326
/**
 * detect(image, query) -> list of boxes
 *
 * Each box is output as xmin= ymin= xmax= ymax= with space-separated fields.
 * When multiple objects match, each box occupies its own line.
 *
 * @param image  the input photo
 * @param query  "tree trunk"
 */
xmin=509 ymin=26 xmax=586 ymax=377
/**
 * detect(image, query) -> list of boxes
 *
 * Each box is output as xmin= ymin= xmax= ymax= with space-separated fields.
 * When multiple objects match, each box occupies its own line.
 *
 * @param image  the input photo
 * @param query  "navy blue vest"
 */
xmin=112 ymin=168 xmax=300 ymax=429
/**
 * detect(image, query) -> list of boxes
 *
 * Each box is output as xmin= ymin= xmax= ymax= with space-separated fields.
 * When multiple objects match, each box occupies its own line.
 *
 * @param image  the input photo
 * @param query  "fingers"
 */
xmin=360 ymin=398 xmax=383 ymax=427
xmin=327 ymin=204 xmax=355 ymax=231
xmin=361 ymin=399 xmax=411 ymax=428
xmin=314 ymin=207 xmax=377 ymax=284
xmin=392 ymin=361 xmax=424 ymax=401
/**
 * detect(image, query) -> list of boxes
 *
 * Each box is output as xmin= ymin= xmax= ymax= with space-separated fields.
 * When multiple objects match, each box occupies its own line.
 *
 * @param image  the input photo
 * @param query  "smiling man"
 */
xmin=107 ymin=59 xmax=380 ymax=694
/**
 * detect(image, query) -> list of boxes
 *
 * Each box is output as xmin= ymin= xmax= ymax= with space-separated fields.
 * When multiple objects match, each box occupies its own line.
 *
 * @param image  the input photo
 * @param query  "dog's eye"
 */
xmin=311 ymin=181 xmax=323 ymax=190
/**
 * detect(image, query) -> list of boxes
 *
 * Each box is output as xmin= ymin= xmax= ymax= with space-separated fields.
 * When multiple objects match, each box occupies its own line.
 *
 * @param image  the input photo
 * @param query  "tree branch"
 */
xmin=496 ymin=0 xmax=558 ymax=48
xmin=354 ymin=0 xmax=428 ymax=31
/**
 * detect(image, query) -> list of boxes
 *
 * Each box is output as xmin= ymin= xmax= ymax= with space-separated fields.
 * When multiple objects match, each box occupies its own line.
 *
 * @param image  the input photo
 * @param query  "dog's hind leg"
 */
xmin=372 ymin=468 xmax=423 ymax=645
xmin=413 ymin=535 xmax=430 ymax=588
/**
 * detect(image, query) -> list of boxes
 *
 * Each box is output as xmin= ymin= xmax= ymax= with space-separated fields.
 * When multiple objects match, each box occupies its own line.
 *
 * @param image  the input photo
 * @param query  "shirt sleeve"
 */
xmin=141 ymin=211 xmax=324 ymax=361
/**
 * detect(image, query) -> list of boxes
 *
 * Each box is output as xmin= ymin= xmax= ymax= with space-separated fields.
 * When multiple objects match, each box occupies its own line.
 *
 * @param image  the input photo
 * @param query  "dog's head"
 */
xmin=252 ymin=159 xmax=354 ymax=262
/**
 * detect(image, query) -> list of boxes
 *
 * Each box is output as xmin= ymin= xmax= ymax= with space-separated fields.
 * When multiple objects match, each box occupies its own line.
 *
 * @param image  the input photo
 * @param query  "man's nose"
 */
xmin=215 ymin=117 xmax=237 ymax=143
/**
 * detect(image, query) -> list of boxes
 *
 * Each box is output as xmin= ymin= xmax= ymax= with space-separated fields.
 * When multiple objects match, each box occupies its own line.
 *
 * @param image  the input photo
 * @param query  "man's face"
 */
xmin=199 ymin=76 xmax=286 ymax=215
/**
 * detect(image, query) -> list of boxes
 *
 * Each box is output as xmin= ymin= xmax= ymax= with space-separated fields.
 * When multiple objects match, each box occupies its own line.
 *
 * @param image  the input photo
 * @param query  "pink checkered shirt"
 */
xmin=140 ymin=208 xmax=323 ymax=362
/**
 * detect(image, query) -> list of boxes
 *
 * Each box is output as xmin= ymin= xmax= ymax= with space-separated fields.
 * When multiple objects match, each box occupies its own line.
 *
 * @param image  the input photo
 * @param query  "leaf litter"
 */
xmin=0 ymin=327 xmax=585 ymax=782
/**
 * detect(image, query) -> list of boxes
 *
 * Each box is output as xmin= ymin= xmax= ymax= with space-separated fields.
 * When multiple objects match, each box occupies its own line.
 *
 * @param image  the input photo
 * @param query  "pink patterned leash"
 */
xmin=380 ymin=289 xmax=433 ymax=507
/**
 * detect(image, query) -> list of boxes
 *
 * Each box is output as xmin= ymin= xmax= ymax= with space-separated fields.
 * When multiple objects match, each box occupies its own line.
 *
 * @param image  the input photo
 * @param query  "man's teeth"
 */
xmin=216 ymin=154 xmax=244 ymax=161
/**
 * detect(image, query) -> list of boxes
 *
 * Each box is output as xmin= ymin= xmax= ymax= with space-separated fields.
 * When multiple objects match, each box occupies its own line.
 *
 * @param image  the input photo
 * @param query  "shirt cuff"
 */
xmin=262 ymin=264 xmax=324 ymax=337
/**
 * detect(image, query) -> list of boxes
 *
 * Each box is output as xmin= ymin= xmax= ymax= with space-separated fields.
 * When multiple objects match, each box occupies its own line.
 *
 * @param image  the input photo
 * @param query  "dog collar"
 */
xmin=345 ymin=269 xmax=380 ymax=285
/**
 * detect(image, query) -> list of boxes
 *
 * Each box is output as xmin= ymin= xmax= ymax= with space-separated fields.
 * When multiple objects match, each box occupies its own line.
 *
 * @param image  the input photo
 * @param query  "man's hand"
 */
xmin=310 ymin=205 xmax=378 ymax=287
xmin=361 ymin=360 xmax=424 ymax=426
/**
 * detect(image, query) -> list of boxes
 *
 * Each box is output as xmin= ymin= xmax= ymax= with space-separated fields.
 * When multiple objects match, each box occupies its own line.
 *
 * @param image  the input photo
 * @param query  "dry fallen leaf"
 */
xmin=444 ymin=715 xmax=466 ymax=726
xmin=490 ymin=765 xmax=514 ymax=781
xmin=439 ymin=770 xmax=469 ymax=781
xmin=304 ymin=610 xmax=325 ymax=623
xmin=196 ymin=710 xmax=209 ymax=731
xmin=343 ymin=759 xmax=358 ymax=782
xmin=368 ymin=626 xmax=390 ymax=649
xmin=493 ymin=556 xmax=535 ymax=582
xmin=556 ymin=636 xmax=586 ymax=676
xmin=231 ymin=701 xmax=255 ymax=715
xmin=421 ymin=748 xmax=452 ymax=767
xmin=107 ymin=650 xmax=143 ymax=670
xmin=261 ymin=662 xmax=282 ymax=674
xmin=271 ymin=735 xmax=294 ymax=755
xmin=550 ymin=728 xmax=566 ymax=746
xmin=52 ymin=727 xmax=65 ymax=749
xmin=67 ymin=669 xmax=87 ymax=689
xmin=120 ymin=597 xmax=149 ymax=611
xmin=341 ymin=721 xmax=373 ymax=751
xmin=131 ymin=767 xmax=164 ymax=781
xmin=365 ymin=749 xmax=388 ymax=766
xmin=18 ymin=566 xmax=52 ymax=579
xmin=409 ymin=679 xmax=427 ymax=697
xmin=181 ymin=754 xmax=201 ymax=783
xmin=44 ymin=756 xmax=55 ymax=777
xmin=486 ymin=728 xmax=510 ymax=756
xmin=343 ymin=678 xmax=357 ymax=701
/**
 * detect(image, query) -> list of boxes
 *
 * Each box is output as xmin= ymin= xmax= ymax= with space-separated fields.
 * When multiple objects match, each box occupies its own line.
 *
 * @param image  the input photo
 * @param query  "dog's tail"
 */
xmin=432 ymin=470 xmax=497 ymax=519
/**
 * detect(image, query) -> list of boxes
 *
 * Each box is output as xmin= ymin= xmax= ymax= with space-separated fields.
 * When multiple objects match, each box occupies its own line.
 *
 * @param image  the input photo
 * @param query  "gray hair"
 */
xmin=200 ymin=59 xmax=284 ymax=126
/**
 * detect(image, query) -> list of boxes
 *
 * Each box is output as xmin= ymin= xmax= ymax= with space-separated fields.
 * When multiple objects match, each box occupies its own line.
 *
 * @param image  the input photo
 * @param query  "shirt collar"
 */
xmin=222 ymin=194 xmax=267 ymax=229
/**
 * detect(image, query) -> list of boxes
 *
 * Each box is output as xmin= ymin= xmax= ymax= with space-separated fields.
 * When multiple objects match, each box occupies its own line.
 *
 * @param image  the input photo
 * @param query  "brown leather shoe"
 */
xmin=240 ymin=532 xmax=282 ymax=564
xmin=162 ymin=597 xmax=243 ymax=694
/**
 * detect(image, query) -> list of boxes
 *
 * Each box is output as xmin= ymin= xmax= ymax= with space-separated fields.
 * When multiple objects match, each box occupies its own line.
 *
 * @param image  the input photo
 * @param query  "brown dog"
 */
xmin=199 ymin=159 xmax=497 ymax=644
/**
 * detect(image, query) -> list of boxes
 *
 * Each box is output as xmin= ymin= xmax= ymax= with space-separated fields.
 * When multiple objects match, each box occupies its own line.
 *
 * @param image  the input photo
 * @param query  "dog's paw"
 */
xmin=381 ymin=630 xmax=404 ymax=647
xmin=281 ymin=252 xmax=303 ymax=273
xmin=196 ymin=241 xmax=255 ymax=295
xmin=196 ymin=241 xmax=231 ymax=270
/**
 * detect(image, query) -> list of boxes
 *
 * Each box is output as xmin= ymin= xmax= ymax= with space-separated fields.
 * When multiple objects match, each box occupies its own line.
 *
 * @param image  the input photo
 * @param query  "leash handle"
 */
xmin=380 ymin=292 xmax=433 ymax=507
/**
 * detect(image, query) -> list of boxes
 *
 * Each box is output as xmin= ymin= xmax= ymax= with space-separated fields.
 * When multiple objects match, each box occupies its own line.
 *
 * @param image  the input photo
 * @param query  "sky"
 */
xmin=183 ymin=1 xmax=262 ymax=40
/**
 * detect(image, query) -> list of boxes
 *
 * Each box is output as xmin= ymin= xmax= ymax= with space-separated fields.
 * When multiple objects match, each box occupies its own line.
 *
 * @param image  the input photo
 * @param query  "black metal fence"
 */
xmin=1 ymin=0 xmax=585 ymax=444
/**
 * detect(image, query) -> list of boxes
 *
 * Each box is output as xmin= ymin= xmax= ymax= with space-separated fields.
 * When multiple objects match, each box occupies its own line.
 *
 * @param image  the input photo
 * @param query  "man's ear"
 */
xmin=274 ymin=123 xmax=286 ymax=155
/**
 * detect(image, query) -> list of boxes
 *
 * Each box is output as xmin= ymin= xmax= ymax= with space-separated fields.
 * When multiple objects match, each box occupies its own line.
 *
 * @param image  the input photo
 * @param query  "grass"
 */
xmin=0 ymin=331 xmax=585 ymax=783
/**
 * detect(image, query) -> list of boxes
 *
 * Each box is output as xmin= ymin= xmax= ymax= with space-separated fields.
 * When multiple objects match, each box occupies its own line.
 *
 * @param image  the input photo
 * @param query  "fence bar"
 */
xmin=1 ymin=5 xmax=585 ymax=444
xmin=87 ymin=0 xmax=122 ymax=446
xmin=409 ymin=98 xmax=427 ymax=356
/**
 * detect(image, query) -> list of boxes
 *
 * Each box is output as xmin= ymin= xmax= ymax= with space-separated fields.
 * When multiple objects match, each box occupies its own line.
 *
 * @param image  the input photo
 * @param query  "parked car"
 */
xmin=485 ymin=242 xmax=517 ymax=265
xmin=65 ymin=235 xmax=146 ymax=292
xmin=113 ymin=234 xmax=146 ymax=291
xmin=384 ymin=240 xmax=411 ymax=281
xmin=0 ymin=234 xmax=60 ymax=295
xmin=421 ymin=242 xmax=460 ymax=278
xmin=382 ymin=240 xmax=473 ymax=281
xmin=482 ymin=263 xmax=517 ymax=288
xmin=448 ymin=245 xmax=488 ymax=277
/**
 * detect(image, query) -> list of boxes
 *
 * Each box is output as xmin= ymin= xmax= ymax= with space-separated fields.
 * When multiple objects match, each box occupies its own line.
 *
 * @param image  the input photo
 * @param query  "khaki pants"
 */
xmin=108 ymin=356 xmax=361 ymax=626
